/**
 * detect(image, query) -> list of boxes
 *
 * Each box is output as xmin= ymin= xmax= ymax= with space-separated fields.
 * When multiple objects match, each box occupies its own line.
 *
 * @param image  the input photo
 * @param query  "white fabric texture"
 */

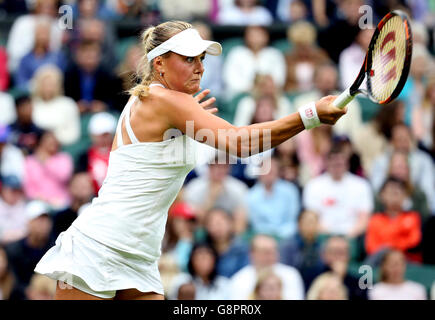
xmin=223 ymin=46 xmax=286 ymax=99
xmin=147 ymin=28 xmax=222 ymax=61
xmin=35 ymin=93 xmax=198 ymax=295
xmin=32 ymin=96 xmax=81 ymax=146
xmin=230 ymin=263 xmax=305 ymax=300
xmin=303 ymin=172 xmax=374 ymax=235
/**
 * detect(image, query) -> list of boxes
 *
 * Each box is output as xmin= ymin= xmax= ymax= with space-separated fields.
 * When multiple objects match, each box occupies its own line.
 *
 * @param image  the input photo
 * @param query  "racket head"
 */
xmin=365 ymin=10 xmax=413 ymax=104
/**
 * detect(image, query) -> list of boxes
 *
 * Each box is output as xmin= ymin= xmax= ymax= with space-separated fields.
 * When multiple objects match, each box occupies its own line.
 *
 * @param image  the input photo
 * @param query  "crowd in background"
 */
xmin=0 ymin=0 xmax=434 ymax=300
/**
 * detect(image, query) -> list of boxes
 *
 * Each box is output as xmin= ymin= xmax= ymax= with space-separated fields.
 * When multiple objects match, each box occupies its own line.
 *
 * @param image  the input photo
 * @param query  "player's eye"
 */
xmin=186 ymin=57 xmax=194 ymax=63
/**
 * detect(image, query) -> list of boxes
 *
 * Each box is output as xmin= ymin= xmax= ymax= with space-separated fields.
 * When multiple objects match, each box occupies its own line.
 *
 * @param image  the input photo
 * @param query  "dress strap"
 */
xmin=116 ymin=96 xmax=139 ymax=147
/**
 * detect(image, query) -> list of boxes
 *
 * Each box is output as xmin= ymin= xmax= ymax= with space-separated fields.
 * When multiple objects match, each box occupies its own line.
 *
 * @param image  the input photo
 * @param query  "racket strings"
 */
xmin=370 ymin=16 xmax=407 ymax=102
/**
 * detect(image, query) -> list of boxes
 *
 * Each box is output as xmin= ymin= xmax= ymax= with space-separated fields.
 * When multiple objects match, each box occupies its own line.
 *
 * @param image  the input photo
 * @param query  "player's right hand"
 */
xmin=315 ymin=95 xmax=348 ymax=125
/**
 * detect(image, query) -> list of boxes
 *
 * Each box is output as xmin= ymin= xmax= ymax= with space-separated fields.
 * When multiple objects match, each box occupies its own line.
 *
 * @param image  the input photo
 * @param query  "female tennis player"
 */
xmin=34 ymin=20 xmax=346 ymax=300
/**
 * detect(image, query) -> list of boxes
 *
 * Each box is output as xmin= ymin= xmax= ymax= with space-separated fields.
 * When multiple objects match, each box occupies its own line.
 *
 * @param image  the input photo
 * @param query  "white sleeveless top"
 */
xmin=72 ymin=84 xmax=197 ymax=262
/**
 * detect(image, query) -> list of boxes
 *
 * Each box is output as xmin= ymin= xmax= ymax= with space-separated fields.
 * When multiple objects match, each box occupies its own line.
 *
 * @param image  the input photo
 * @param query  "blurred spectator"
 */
xmin=15 ymin=17 xmax=66 ymax=91
xmin=183 ymin=157 xmax=248 ymax=235
xmin=0 ymin=92 xmax=16 ymax=126
xmin=72 ymin=0 xmax=115 ymax=20
xmin=51 ymin=172 xmax=95 ymax=240
xmin=303 ymin=144 xmax=373 ymax=238
xmin=284 ymin=21 xmax=330 ymax=93
xmin=203 ymin=207 xmax=250 ymax=277
xmin=333 ymin=135 xmax=364 ymax=177
xmin=365 ymin=177 xmax=422 ymax=261
xmin=0 ymin=246 xmax=15 ymax=300
xmin=5 ymin=200 xmax=54 ymax=300
xmin=370 ymin=123 xmax=435 ymax=214
xmin=217 ymin=0 xmax=273 ymax=25
xmin=159 ymin=0 xmax=211 ymax=21
xmin=280 ymin=210 xmax=324 ymax=291
xmin=176 ymin=281 xmax=196 ymax=300
xmin=317 ymin=0 xmax=364 ymax=63
xmin=116 ymin=43 xmax=142 ymax=94
xmin=275 ymin=138 xmax=301 ymax=190
xmin=0 ymin=125 xmax=25 ymax=182
xmin=0 ymin=175 xmax=27 ymax=245
xmin=65 ymin=18 xmax=118 ymax=71
xmin=31 ymin=65 xmax=80 ymax=147
xmin=374 ymin=150 xmax=430 ymax=221
xmin=276 ymin=0 xmax=308 ymax=23
xmin=25 ymin=274 xmax=56 ymax=300
xmin=338 ymin=27 xmax=373 ymax=90
xmin=320 ymin=236 xmax=367 ymax=300
xmin=247 ymin=156 xmax=301 ymax=240
xmin=233 ymin=74 xmax=294 ymax=126
xmin=23 ymin=131 xmax=73 ymax=209
xmin=230 ymin=234 xmax=305 ymax=300
xmin=193 ymin=22 xmax=224 ymax=99
xmin=161 ymin=201 xmax=196 ymax=273
xmin=306 ymin=272 xmax=348 ymax=300
xmin=296 ymin=125 xmax=332 ymax=184
xmin=368 ymin=250 xmax=427 ymax=300
xmin=403 ymin=44 xmax=435 ymax=126
xmin=169 ymin=242 xmax=231 ymax=300
xmin=223 ymin=26 xmax=286 ymax=99
xmin=64 ymin=40 xmax=123 ymax=113
xmin=77 ymin=112 xmax=116 ymax=193
xmin=354 ymin=101 xmax=404 ymax=176
xmin=412 ymin=76 xmax=435 ymax=155
xmin=251 ymin=269 xmax=283 ymax=300
xmin=293 ymin=63 xmax=363 ymax=145
xmin=0 ymin=46 xmax=9 ymax=91
xmin=8 ymin=94 xmax=44 ymax=155
xmin=6 ymin=0 xmax=63 ymax=72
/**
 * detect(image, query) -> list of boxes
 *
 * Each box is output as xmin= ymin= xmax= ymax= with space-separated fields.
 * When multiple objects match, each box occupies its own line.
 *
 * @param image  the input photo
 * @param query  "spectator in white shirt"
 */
xmin=0 ymin=93 xmax=16 ymax=126
xmin=6 ymin=0 xmax=63 ymax=72
xmin=370 ymin=123 xmax=435 ymax=214
xmin=183 ymin=155 xmax=249 ymax=235
xmin=303 ymin=143 xmax=373 ymax=238
xmin=230 ymin=234 xmax=305 ymax=300
xmin=369 ymin=250 xmax=427 ymax=300
xmin=31 ymin=65 xmax=81 ymax=147
xmin=217 ymin=0 xmax=273 ymax=25
xmin=223 ymin=25 xmax=286 ymax=100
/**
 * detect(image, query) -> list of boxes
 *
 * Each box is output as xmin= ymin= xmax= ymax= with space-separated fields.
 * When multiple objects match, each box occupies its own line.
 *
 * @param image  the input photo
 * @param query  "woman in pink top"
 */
xmin=23 ymin=131 xmax=73 ymax=209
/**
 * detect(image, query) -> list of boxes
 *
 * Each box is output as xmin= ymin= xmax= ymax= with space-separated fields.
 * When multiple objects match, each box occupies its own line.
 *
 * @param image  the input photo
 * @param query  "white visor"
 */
xmin=146 ymin=28 xmax=222 ymax=61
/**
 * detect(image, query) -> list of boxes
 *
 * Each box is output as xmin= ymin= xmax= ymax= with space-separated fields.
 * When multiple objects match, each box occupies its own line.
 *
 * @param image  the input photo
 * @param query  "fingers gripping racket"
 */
xmin=333 ymin=10 xmax=413 ymax=109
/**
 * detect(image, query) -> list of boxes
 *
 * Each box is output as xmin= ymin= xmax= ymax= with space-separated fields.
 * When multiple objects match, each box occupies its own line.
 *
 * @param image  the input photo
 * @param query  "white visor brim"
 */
xmin=147 ymin=28 xmax=222 ymax=61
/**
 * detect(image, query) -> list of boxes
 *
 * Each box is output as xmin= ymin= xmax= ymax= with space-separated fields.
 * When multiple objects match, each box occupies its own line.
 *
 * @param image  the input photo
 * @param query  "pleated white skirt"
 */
xmin=34 ymin=226 xmax=164 ymax=299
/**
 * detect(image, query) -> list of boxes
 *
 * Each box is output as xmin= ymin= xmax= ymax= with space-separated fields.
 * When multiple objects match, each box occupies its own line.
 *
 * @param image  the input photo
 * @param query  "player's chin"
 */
xmin=185 ymin=81 xmax=201 ymax=94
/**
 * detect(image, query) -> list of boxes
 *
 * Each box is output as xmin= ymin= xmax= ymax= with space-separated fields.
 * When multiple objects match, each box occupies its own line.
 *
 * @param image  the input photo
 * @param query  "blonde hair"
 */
xmin=306 ymin=272 xmax=348 ymax=300
xmin=31 ymin=64 xmax=63 ymax=98
xmin=129 ymin=21 xmax=193 ymax=100
xmin=252 ymin=269 xmax=283 ymax=300
xmin=287 ymin=20 xmax=316 ymax=46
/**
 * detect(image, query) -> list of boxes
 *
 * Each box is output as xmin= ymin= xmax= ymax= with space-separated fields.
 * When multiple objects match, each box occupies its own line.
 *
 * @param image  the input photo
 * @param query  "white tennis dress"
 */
xmin=35 ymin=84 xmax=198 ymax=298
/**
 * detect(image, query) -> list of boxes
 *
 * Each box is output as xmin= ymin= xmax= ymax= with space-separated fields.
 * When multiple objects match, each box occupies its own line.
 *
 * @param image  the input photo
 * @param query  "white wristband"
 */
xmin=298 ymin=101 xmax=321 ymax=130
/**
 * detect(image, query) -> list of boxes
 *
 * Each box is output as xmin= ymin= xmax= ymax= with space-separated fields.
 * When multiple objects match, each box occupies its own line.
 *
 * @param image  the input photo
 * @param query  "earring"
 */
xmin=160 ymin=72 xmax=163 ymax=77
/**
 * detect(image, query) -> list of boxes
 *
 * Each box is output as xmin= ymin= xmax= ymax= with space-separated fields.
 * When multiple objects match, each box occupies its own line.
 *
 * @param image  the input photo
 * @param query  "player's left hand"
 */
xmin=195 ymin=88 xmax=218 ymax=114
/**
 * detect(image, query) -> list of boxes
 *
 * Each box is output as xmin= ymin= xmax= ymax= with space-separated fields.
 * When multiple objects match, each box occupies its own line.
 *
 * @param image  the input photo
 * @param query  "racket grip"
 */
xmin=333 ymin=89 xmax=355 ymax=109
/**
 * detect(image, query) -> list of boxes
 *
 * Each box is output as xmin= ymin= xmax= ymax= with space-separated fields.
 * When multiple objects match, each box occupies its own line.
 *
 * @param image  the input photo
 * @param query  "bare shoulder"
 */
xmin=147 ymin=86 xmax=196 ymax=111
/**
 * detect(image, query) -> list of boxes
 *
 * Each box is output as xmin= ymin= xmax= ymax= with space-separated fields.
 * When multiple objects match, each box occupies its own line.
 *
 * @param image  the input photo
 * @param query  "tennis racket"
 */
xmin=333 ymin=10 xmax=413 ymax=108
